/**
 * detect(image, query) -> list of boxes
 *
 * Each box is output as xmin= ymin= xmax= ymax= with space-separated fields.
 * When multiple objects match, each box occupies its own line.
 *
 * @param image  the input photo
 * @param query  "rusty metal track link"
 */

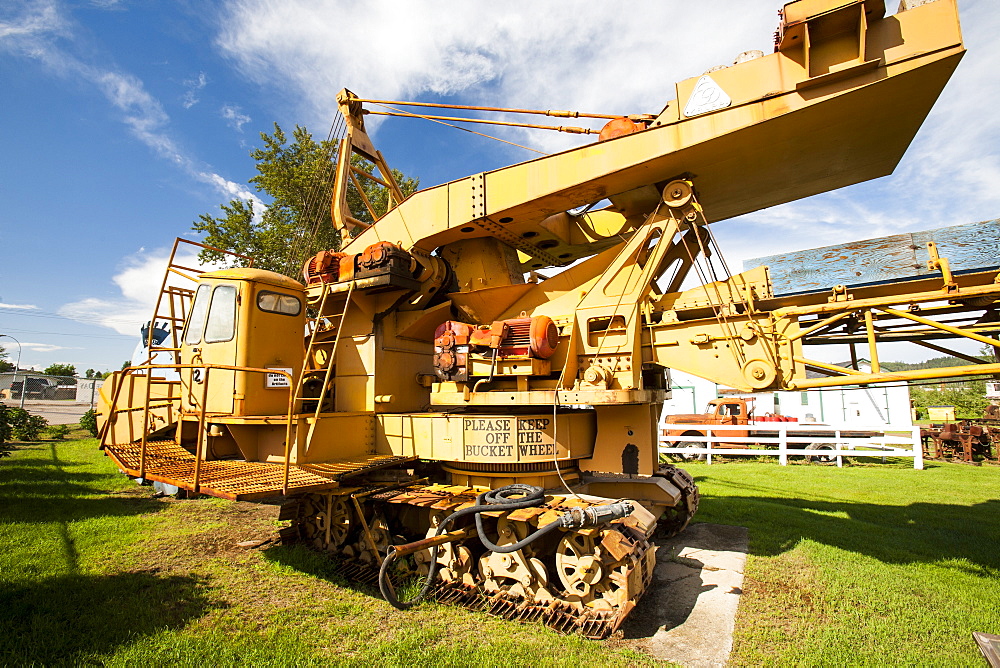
xmin=280 ymin=482 xmax=656 ymax=639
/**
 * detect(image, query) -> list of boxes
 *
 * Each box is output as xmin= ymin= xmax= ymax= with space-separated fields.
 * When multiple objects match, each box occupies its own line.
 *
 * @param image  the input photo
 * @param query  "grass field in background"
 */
xmin=0 ymin=436 xmax=654 ymax=666
xmin=2 ymin=435 xmax=998 ymax=665
xmin=684 ymin=460 xmax=1000 ymax=666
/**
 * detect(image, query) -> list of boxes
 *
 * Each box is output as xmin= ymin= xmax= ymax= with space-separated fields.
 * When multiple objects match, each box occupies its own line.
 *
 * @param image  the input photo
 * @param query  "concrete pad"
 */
xmin=622 ymin=523 xmax=748 ymax=667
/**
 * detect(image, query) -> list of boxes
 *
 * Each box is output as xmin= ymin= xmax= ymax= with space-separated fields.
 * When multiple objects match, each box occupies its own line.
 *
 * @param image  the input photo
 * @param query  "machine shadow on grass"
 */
xmin=0 ymin=444 xmax=168 ymax=525
xmin=0 ymin=571 xmax=219 ymax=664
xmin=262 ymin=543 xmax=383 ymax=592
xmin=697 ymin=488 xmax=1000 ymax=574
xmin=261 ymin=543 xmax=457 ymax=605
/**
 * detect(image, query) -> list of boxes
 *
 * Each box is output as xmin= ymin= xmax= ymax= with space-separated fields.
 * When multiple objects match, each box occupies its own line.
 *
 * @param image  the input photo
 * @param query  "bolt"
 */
xmin=686 ymin=211 xmax=698 ymax=222
xmin=752 ymin=368 xmax=765 ymax=380
xmin=671 ymin=188 xmax=683 ymax=198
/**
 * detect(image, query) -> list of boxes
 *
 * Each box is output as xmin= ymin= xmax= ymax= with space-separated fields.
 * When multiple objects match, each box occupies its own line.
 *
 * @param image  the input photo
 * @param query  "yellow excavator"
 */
xmin=99 ymin=0 xmax=993 ymax=637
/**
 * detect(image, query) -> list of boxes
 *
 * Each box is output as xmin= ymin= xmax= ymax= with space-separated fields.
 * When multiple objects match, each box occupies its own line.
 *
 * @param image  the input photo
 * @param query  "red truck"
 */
xmin=663 ymin=397 xmax=838 ymax=462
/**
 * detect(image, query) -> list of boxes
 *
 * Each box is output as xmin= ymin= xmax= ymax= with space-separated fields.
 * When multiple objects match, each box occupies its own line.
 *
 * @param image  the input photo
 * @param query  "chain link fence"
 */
xmin=0 ymin=373 xmax=104 ymax=425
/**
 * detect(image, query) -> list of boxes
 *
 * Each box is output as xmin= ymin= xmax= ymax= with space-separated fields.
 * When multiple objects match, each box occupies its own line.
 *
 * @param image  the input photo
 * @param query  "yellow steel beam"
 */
xmin=790 ymin=363 xmax=1000 ymax=389
xmin=877 ymin=306 xmax=1000 ymax=348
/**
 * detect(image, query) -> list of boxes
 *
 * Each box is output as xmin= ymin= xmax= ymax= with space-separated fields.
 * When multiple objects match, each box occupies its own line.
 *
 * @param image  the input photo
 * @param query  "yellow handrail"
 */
xmin=105 ymin=363 xmax=296 ymax=494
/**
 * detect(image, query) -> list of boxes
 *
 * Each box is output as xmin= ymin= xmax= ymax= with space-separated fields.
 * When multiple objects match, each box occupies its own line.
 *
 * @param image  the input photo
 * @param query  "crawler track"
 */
xmin=279 ymin=482 xmax=658 ymax=638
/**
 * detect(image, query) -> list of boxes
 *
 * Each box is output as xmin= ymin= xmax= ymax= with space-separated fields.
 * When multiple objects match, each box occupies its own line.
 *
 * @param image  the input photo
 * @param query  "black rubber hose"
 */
xmin=379 ymin=483 xmax=551 ymax=610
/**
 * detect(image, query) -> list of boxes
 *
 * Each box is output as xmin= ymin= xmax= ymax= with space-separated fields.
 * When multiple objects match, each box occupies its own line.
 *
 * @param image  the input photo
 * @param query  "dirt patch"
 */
xmin=133 ymin=496 xmax=282 ymax=569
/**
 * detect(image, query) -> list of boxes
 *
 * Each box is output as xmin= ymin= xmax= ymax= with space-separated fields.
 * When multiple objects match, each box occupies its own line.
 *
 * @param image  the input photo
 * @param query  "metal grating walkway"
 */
xmin=103 ymin=440 xmax=415 ymax=500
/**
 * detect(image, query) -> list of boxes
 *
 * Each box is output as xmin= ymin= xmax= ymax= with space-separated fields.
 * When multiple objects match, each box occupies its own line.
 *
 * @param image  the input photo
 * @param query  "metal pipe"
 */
xmin=864 ymin=310 xmax=880 ymax=373
xmin=355 ymin=97 xmax=620 ymax=120
xmin=794 ymin=356 xmax=866 ymax=376
xmin=786 ymin=311 xmax=852 ymax=341
xmin=194 ymin=366 xmax=210 ymax=493
xmin=789 ymin=362 xmax=1000 ymax=389
xmin=281 ymin=370 xmax=294 ymax=495
xmin=391 ymin=527 xmax=477 ymax=558
xmin=139 ymin=366 xmax=153 ymax=480
xmin=877 ymin=306 xmax=1000 ymax=349
xmin=366 ymin=110 xmax=597 ymax=135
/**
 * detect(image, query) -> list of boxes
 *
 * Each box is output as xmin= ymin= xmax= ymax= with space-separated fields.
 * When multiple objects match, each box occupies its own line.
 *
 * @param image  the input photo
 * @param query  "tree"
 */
xmin=0 ymin=345 xmax=13 ymax=373
xmin=43 ymin=363 xmax=76 ymax=378
xmin=910 ymin=382 xmax=989 ymax=420
xmin=193 ymin=123 xmax=419 ymax=277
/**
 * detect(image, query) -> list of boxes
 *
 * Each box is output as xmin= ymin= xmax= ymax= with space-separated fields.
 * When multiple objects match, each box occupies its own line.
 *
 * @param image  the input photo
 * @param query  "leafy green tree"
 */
xmin=910 ymin=381 xmax=990 ymax=420
xmin=193 ymin=123 xmax=418 ymax=277
xmin=43 ymin=363 xmax=76 ymax=378
xmin=0 ymin=346 xmax=13 ymax=373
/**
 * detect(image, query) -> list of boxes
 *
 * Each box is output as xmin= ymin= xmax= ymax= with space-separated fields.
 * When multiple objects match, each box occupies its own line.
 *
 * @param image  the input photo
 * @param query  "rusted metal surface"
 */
xmin=919 ymin=421 xmax=995 ymax=463
xmin=392 ymin=528 xmax=477 ymax=558
xmin=746 ymin=219 xmax=1000 ymax=296
xmin=102 ymin=439 xmax=413 ymax=500
xmin=280 ymin=483 xmax=656 ymax=639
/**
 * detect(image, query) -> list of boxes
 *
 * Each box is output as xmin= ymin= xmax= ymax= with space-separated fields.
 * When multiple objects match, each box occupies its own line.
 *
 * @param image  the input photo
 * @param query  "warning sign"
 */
xmin=265 ymin=367 xmax=293 ymax=388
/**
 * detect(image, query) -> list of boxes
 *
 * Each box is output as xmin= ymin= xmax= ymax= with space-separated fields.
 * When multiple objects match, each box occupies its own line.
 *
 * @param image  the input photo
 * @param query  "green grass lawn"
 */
xmin=2 ymin=436 xmax=997 ymax=666
xmin=684 ymin=460 xmax=1000 ymax=666
xmin=0 ymin=436 xmax=654 ymax=667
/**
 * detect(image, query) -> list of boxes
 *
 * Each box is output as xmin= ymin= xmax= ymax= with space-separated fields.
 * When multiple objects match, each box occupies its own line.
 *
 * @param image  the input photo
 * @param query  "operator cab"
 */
xmin=180 ymin=268 xmax=305 ymax=417
xmin=707 ymin=399 xmax=743 ymax=416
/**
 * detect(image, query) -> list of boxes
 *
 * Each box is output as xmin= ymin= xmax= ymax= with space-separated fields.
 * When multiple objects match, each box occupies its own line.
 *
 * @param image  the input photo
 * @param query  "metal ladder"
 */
xmin=295 ymin=280 xmax=355 ymax=450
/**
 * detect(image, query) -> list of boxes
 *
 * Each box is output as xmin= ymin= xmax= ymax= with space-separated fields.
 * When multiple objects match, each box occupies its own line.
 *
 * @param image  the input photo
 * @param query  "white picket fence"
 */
xmin=659 ymin=422 xmax=923 ymax=469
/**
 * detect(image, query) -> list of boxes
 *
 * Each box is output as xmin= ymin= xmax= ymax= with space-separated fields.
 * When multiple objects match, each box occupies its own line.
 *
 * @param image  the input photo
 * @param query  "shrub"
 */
xmin=46 ymin=424 xmax=70 ymax=440
xmin=80 ymin=408 xmax=99 ymax=437
xmin=0 ymin=403 xmax=10 ymax=444
xmin=7 ymin=408 xmax=48 ymax=442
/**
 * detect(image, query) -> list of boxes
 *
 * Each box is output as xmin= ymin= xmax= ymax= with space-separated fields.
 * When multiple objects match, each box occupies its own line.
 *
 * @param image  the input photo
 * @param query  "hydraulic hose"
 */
xmin=378 ymin=483 xmax=634 ymax=610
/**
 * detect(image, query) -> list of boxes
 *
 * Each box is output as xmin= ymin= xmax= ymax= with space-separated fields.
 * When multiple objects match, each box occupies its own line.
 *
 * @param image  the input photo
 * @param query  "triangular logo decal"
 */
xmin=683 ymin=75 xmax=732 ymax=118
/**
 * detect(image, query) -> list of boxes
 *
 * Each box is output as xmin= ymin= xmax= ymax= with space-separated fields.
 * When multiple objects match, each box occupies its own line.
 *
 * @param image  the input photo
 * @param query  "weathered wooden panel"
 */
xmin=744 ymin=219 xmax=1000 ymax=295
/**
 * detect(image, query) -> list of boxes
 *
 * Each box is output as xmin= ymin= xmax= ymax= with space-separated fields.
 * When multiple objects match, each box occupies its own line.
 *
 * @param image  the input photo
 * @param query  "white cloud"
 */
xmin=0 ymin=303 xmax=39 ymax=310
xmin=20 ymin=342 xmax=81 ymax=353
xmin=216 ymin=0 xmax=999 ymax=228
xmin=216 ymin=0 xmax=776 ymax=154
xmin=221 ymin=103 xmax=251 ymax=132
xmin=0 ymin=0 xmax=64 ymax=39
xmin=58 ymin=249 xmax=220 ymax=335
xmin=182 ymin=71 xmax=207 ymax=109
xmin=727 ymin=0 xmax=1000 ymax=270
xmin=0 ymin=2 xmax=256 ymax=206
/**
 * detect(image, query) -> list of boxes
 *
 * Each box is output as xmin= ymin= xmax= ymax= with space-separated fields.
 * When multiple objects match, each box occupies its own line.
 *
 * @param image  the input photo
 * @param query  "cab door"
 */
xmin=181 ymin=281 xmax=239 ymax=414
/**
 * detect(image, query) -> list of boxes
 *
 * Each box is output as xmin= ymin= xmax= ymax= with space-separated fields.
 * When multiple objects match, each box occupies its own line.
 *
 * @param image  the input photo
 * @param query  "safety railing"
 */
xmin=659 ymin=422 xmax=923 ymax=469
xmin=100 ymin=363 xmax=297 ymax=493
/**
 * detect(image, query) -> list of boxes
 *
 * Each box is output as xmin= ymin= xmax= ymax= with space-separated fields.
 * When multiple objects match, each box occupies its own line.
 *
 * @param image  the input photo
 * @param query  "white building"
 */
xmin=662 ymin=368 xmax=913 ymax=429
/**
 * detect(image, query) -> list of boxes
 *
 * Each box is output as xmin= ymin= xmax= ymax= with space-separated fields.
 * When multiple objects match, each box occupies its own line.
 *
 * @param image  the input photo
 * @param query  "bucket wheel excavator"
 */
xmin=99 ymin=0 xmax=991 ymax=637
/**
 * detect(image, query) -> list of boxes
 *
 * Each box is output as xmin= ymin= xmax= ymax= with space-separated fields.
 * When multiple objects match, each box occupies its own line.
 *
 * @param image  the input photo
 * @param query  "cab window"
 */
xmin=183 ymin=284 xmax=211 ymax=345
xmin=204 ymin=285 xmax=237 ymax=343
xmin=257 ymin=290 xmax=301 ymax=316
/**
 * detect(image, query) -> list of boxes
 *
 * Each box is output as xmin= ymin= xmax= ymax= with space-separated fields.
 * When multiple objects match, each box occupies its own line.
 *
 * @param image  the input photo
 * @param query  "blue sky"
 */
xmin=1 ymin=0 xmax=998 ymax=373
